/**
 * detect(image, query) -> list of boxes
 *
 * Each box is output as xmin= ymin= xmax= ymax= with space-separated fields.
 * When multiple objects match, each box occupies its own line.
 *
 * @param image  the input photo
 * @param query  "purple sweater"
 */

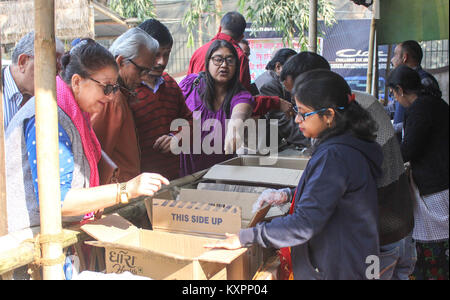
xmin=179 ymin=74 xmax=254 ymax=176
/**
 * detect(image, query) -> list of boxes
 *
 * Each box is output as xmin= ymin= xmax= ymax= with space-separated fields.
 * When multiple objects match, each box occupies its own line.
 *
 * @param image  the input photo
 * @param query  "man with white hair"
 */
xmin=2 ymin=31 xmax=65 ymax=130
xmin=91 ymin=27 xmax=159 ymax=182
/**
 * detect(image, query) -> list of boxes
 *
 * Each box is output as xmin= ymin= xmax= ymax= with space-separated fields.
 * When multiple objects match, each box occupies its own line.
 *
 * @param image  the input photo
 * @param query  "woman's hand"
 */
xmin=204 ymin=233 xmax=243 ymax=250
xmin=252 ymin=188 xmax=289 ymax=213
xmin=126 ymin=172 xmax=170 ymax=198
xmin=279 ymin=98 xmax=294 ymax=118
xmin=224 ymin=118 xmax=245 ymax=154
xmin=153 ymin=134 xmax=176 ymax=154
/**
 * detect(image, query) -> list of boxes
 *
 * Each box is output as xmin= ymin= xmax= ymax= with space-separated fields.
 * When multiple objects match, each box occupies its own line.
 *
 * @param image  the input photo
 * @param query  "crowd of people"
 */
xmin=2 ymin=10 xmax=448 ymax=280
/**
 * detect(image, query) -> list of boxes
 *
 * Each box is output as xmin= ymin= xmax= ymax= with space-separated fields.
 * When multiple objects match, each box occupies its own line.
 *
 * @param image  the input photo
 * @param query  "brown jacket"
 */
xmin=91 ymin=90 xmax=140 ymax=182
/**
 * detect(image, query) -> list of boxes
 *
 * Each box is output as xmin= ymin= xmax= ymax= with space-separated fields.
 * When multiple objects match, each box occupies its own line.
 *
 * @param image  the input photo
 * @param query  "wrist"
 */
xmin=116 ymin=182 xmax=129 ymax=205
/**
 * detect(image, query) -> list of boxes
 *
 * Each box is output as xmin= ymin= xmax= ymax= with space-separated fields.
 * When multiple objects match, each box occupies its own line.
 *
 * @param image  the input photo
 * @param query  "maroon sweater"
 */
xmin=130 ymin=73 xmax=192 ymax=180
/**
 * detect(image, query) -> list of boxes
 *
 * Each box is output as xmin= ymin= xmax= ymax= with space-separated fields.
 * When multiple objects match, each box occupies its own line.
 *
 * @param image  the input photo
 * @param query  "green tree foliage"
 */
xmin=238 ymin=0 xmax=336 ymax=49
xmin=182 ymin=0 xmax=222 ymax=48
xmin=108 ymin=0 xmax=156 ymax=21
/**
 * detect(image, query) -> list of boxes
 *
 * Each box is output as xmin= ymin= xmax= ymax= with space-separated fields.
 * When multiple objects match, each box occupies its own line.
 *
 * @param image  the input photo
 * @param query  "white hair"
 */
xmin=109 ymin=27 xmax=159 ymax=60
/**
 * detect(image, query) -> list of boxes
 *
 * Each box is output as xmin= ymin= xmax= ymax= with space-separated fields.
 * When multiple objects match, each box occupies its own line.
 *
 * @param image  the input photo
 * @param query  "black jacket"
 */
xmin=401 ymin=94 xmax=449 ymax=195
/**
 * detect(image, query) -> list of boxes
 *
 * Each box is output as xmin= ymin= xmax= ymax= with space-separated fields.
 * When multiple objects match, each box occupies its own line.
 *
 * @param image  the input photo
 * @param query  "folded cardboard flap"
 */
xmin=204 ymin=165 xmax=303 ymax=187
xmin=220 ymin=155 xmax=309 ymax=170
xmin=81 ymin=213 xmax=139 ymax=243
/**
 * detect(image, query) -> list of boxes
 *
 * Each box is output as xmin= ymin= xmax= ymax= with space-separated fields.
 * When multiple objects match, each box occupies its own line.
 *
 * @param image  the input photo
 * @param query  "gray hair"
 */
xmin=12 ymin=31 xmax=65 ymax=63
xmin=109 ymin=27 xmax=159 ymax=60
xmin=12 ymin=31 xmax=35 ymax=64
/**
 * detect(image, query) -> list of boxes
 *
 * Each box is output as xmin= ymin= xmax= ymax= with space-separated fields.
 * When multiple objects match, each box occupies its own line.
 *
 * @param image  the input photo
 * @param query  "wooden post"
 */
xmin=374 ymin=32 xmax=379 ymax=98
xmin=366 ymin=0 xmax=377 ymax=94
xmin=34 ymin=0 xmax=64 ymax=280
xmin=308 ymin=0 xmax=318 ymax=53
xmin=383 ymin=44 xmax=392 ymax=106
xmin=0 ymin=27 xmax=7 ymax=237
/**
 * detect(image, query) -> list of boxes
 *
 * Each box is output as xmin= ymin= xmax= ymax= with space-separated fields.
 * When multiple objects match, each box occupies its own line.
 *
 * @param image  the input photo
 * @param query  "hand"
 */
xmin=252 ymin=188 xmax=289 ymax=213
xmin=224 ymin=119 xmax=245 ymax=155
xmin=153 ymin=135 xmax=175 ymax=154
xmin=279 ymin=98 xmax=294 ymax=118
xmin=204 ymin=233 xmax=243 ymax=250
xmin=126 ymin=173 xmax=170 ymax=198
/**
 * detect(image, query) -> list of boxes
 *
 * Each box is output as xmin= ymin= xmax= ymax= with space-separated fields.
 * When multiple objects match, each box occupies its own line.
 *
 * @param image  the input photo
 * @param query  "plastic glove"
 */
xmin=252 ymin=188 xmax=291 ymax=214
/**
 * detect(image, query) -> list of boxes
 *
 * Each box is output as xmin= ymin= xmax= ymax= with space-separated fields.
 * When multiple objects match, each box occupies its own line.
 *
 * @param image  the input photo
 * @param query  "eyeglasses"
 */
xmin=128 ymin=59 xmax=152 ymax=76
xmin=89 ymin=77 xmax=120 ymax=95
xmin=293 ymin=106 xmax=345 ymax=122
xmin=210 ymin=55 xmax=236 ymax=67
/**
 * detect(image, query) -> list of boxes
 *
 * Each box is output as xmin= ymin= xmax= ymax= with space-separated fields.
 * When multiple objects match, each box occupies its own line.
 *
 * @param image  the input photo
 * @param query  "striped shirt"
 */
xmin=130 ymin=73 xmax=193 ymax=180
xmin=2 ymin=66 xmax=24 ymax=130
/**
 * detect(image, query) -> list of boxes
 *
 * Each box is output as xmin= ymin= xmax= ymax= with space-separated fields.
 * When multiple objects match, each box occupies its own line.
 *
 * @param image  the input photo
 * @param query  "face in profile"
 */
xmin=73 ymin=65 xmax=119 ymax=114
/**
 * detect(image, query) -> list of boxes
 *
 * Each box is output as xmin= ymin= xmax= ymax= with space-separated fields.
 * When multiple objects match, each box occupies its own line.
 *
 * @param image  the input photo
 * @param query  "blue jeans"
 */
xmin=379 ymin=232 xmax=417 ymax=280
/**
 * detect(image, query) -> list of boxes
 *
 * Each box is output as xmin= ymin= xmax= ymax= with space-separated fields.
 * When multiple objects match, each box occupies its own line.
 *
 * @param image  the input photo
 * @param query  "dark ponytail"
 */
xmin=60 ymin=38 xmax=118 ymax=85
xmin=293 ymin=69 xmax=377 ymax=143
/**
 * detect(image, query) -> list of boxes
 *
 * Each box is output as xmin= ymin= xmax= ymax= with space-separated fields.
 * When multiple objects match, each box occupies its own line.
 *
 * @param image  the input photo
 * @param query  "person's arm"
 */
xmin=61 ymin=172 xmax=169 ymax=216
xmin=224 ymin=102 xmax=253 ymax=154
xmin=400 ymin=101 xmax=432 ymax=162
xmin=207 ymin=151 xmax=347 ymax=250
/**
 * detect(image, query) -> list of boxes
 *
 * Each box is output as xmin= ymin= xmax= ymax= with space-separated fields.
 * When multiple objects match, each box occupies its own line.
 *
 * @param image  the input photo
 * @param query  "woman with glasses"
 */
xmin=178 ymin=40 xmax=254 ymax=176
xmin=5 ymin=39 xmax=169 ymax=235
xmin=388 ymin=65 xmax=449 ymax=280
xmin=206 ymin=70 xmax=383 ymax=280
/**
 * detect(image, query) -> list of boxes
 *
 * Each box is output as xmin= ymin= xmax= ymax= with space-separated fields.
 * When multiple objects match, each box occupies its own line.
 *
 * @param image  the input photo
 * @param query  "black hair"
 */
xmin=138 ymin=18 xmax=173 ymax=47
xmin=201 ymin=39 xmax=245 ymax=118
xmin=280 ymin=51 xmax=330 ymax=81
xmin=240 ymin=39 xmax=249 ymax=46
xmin=400 ymin=40 xmax=423 ymax=65
xmin=265 ymin=48 xmax=297 ymax=71
xmin=387 ymin=65 xmax=424 ymax=96
xmin=60 ymin=38 xmax=118 ymax=85
xmin=220 ymin=11 xmax=247 ymax=40
xmin=294 ymin=69 xmax=377 ymax=143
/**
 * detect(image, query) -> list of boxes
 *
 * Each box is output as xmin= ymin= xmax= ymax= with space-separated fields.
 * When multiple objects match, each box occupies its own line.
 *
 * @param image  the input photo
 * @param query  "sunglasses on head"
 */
xmin=89 ymin=77 xmax=120 ymax=95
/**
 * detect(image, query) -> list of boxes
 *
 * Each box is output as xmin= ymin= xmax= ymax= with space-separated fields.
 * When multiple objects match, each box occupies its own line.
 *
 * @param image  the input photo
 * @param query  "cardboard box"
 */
xmin=147 ymin=188 xmax=283 ymax=233
xmin=203 ymin=156 xmax=309 ymax=187
xmin=145 ymin=188 xmax=286 ymax=279
xmin=81 ymin=214 xmax=250 ymax=280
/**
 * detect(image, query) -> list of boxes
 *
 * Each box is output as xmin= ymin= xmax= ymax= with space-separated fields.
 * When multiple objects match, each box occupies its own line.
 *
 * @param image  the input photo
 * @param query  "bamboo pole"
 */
xmin=383 ymin=44 xmax=392 ymax=106
xmin=308 ymin=0 xmax=318 ymax=53
xmin=366 ymin=0 xmax=377 ymax=94
xmin=0 ymin=27 xmax=7 ymax=237
xmin=373 ymin=32 xmax=379 ymax=98
xmin=34 ymin=0 xmax=64 ymax=280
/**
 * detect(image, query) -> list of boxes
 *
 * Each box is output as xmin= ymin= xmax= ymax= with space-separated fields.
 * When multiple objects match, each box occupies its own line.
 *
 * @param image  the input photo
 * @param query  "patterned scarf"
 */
xmin=56 ymin=76 xmax=101 ymax=188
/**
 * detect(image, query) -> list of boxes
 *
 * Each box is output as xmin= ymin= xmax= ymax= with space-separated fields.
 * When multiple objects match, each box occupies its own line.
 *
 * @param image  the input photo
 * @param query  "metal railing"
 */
xmin=421 ymin=39 xmax=449 ymax=69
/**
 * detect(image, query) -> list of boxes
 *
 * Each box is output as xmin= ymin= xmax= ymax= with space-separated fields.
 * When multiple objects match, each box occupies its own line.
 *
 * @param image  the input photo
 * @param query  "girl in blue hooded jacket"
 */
xmin=206 ymin=69 xmax=383 ymax=280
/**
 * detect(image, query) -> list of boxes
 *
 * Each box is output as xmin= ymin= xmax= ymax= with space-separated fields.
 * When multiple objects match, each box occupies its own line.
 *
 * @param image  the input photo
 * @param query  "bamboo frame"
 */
xmin=34 ymin=0 xmax=64 ymax=280
xmin=366 ymin=0 xmax=377 ymax=94
xmin=0 ymin=27 xmax=7 ymax=237
xmin=308 ymin=0 xmax=318 ymax=53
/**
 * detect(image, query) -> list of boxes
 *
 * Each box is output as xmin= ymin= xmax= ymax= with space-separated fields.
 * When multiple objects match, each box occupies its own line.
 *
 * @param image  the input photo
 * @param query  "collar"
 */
xmin=212 ymin=32 xmax=239 ymax=45
xmin=3 ymin=65 xmax=23 ymax=105
xmin=141 ymin=76 xmax=165 ymax=94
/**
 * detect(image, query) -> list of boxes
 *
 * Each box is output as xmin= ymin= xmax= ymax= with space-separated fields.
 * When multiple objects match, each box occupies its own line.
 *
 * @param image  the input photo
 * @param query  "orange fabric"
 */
xmin=91 ymin=91 xmax=140 ymax=182
xmin=278 ymin=189 xmax=297 ymax=280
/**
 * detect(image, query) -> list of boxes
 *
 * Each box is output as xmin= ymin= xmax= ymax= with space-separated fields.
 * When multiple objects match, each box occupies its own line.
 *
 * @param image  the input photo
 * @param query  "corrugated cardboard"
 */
xmin=203 ymin=156 xmax=309 ymax=187
xmin=147 ymin=188 xmax=283 ymax=234
xmin=81 ymin=214 xmax=249 ymax=280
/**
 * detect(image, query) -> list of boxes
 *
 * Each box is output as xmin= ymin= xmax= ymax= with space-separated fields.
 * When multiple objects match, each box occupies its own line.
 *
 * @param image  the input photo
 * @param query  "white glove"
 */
xmin=252 ymin=188 xmax=291 ymax=214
